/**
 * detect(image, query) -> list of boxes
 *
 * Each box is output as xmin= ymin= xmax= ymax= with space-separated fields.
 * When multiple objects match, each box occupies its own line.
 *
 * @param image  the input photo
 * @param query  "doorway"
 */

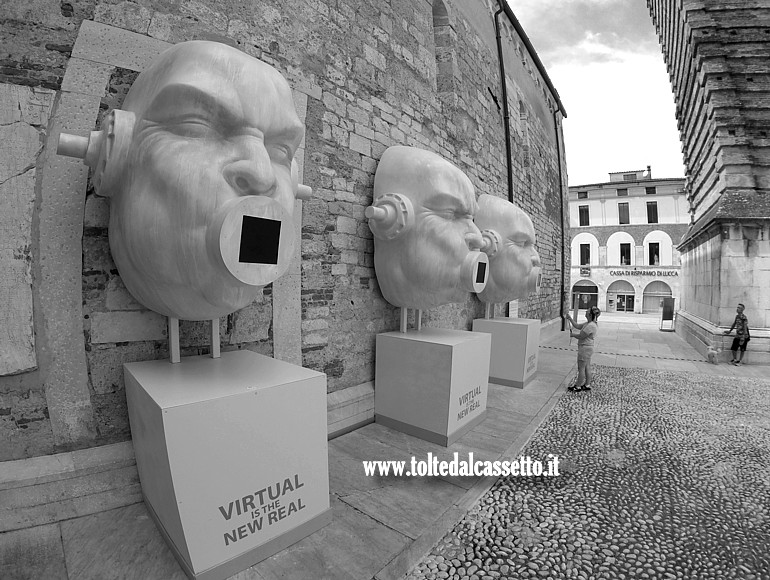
xmin=615 ymin=294 xmax=635 ymax=312
xmin=607 ymin=280 xmax=635 ymax=313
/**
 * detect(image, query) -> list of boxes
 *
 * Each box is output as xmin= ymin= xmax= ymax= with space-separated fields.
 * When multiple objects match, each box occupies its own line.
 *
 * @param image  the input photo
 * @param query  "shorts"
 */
xmin=577 ymin=346 xmax=594 ymax=362
xmin=731 ymin=336 xmax=750 ymax=352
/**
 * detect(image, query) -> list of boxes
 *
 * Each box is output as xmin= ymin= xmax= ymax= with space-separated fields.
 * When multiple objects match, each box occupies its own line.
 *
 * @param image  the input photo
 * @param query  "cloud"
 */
xmin=505 ymin=0 xmax=684 ymax=185
xmin=509 ymin=0 xmax=661 ymax=66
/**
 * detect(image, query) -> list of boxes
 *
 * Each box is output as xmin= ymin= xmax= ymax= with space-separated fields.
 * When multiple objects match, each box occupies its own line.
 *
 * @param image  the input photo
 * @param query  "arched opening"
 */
xmin=606 ymin=231 xmax=637 ymax=266
xmin=643 ymin=231 xmax=674 ymax=266
xmin=643 ymin=280 xmax=672 ymax=313
xmin=571 ymin=280 xmax=598 ymax=311
xmin=571 ymin=232 xmax=600 ymax=267
xmin=607 ymin=279 xmax=635 ymax=313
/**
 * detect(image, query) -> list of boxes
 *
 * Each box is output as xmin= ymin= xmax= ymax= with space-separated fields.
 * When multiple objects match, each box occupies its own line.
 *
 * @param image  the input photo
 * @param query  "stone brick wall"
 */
xmin=0 ymin=0 xmax=568 ymax=460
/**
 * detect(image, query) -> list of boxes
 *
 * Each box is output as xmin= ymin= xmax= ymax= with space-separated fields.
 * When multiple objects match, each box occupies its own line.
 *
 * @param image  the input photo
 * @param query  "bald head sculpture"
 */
xmin=476 ymin=194 xmax=541 ymax=304
xmin=366 ymin=146 xmax=488 ymax=310
xmin=62 ymin=41 xmax=308 ymax=320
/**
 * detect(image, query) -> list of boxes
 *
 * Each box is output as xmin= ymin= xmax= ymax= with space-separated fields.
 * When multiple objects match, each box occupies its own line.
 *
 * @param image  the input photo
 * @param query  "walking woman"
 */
xmin=564 ymin=306 xmax=600 ymax=392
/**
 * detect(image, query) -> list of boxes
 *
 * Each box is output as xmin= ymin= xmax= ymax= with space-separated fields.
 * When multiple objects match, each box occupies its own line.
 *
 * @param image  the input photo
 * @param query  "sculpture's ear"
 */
xmin=57 ymin=109 xmax=135 ymax=197
xmin=365 ymin=193 xmax=414 ymax=240
xmin=291 ymin=158 xmax=312 ymax=200
xmin=480 ymin=229 xmax=502 ymax=258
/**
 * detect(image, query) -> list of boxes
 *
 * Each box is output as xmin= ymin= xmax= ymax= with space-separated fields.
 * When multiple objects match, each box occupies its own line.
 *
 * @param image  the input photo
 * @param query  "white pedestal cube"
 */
xmin=472 ymin=317 xmax=540 ymax=388
xmin=124 ymin=350 xmax=331 ymax=580
xmin=374 ymin=328 xmax=491 ymax=446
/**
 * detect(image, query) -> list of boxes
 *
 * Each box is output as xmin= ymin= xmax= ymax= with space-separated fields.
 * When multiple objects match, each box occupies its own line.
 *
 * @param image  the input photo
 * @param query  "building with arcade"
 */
xmin=568 ymin=167 xmax=688 ymax=315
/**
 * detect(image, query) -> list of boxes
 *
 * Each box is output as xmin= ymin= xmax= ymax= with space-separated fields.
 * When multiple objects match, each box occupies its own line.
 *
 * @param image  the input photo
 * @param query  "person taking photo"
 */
xmin=564 ymin=306 xmax=601 ymax=392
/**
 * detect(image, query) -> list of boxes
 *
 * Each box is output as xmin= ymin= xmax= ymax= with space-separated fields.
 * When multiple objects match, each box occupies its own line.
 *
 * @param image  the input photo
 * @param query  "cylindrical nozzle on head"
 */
xmin=55 ymin=109 xmax=135 ymax=197
xmin=291 ymin=159 xmax=312 ymax=200
xmin=480 ymin=229 xmax=502 ymax=258
xmin=366 ymin=193 xmax=414 ymax=240
xmin=57 ymin=133 xmax=90 ymax=159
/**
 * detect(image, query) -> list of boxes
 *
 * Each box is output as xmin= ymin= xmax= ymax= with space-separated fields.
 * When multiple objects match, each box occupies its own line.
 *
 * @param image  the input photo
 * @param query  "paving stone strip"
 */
xmin=542 ymin=346 xmax=705 ymax=363
xmin=406 ymin=366 xmax=770 ymax=580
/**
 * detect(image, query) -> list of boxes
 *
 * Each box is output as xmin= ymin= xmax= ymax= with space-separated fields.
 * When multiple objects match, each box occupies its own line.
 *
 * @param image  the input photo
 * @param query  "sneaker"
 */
xmin=581 ymin=385 xmax=592 ymax=391
xmin=734 ymin=361 xmax=742 ymax=366
xmin=729 ymin=359 xmax=737 ymax=364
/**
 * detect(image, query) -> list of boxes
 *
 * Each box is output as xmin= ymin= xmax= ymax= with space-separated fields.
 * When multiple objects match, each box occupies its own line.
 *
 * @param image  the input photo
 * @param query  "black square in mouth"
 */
xmin=238 ymin=216 xmax=281 ymax=264
xmin=475 ymin=261 xmax=487 ymax=284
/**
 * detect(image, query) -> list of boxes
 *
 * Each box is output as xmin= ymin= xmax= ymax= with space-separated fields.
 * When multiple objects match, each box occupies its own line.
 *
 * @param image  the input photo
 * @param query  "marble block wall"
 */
xmin=677 ymin=223 xmax=769 ymax=362
xmin=649 ymin=0 xmax=770 ymax=360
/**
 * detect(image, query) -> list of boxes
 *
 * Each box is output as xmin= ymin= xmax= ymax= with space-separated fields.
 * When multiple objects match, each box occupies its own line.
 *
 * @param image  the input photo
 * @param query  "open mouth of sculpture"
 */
xmin=475 ymin=261 xmax=487 ymax=285
xmin=213 ymin=196 xmax=294 ymax=287
xmin=463 ymin=250 xmax=489 ymax=294
xmin=532 ymin=268 xmax=542 ymax=294
xmin=238 ymin=215 xmax=282 ymax=265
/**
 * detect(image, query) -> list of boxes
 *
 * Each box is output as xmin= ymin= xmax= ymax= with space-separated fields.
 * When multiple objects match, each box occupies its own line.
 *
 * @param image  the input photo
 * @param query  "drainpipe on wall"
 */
xmin=494 ymin=2 xmax=514 ymax=318
xmin=554 ymin=109 xmax=567 ymax=332
xmin=494 ymin=2 xmax=514 ymax=203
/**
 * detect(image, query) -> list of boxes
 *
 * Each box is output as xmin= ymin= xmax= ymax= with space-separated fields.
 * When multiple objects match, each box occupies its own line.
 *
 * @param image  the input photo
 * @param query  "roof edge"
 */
xmin=569 ymin=177 xmax=686 ymax=189
xmin=499 ymin=2 xmax=567 ymax=118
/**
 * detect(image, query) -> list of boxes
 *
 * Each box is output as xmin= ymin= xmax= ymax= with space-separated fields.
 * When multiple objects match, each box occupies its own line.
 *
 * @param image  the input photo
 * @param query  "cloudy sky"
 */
xmin=508 ymin=0 xmax=686 ymax=186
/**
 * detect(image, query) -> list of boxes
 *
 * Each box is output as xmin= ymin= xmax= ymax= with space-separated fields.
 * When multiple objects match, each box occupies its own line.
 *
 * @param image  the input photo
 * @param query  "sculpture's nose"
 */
xmin=224 ymin=137 xmax=277 ymax=197
xmin=532 ymin=252 xmax=541 ymax=268
xmin=465 ymin=226 xmax=484 ymax=251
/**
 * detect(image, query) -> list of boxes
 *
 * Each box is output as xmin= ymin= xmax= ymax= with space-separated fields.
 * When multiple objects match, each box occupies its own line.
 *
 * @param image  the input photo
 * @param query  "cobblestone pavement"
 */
xmin=406 ymin=366 xmax=770 ymax=580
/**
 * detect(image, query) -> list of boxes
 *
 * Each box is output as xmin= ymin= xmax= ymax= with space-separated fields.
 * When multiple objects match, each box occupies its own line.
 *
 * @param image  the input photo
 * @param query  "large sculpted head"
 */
xmin=76 ymin=41 xmax=307 ymax=319
xmin=476 ymin=194 xmax=542 ymax=304
xmin=367 ymin=146 xmax=488 ymax=310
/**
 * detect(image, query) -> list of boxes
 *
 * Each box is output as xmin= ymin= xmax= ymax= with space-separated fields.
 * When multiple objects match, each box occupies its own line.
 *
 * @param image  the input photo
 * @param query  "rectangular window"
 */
xmin=647 ymin=201 xmax=658 ymax=224
xmin=646 ymin=186 xmax=657 ymax=195
xmin=577 ymin=191 xmax=588 ymax=199
xmin=620 ymin=243 xmax=631 ymax=265
xmin=580 ymin=243 xmax=590 ymax=265
xmin=623 ymin=173 xmax=637 ymax=181
xmin=618 ymin=202 xmax=629 ymax=225
xmin=617 ymin=188 xmax=628 ymax=196
xmin=649 ymin=242 xmax=660 ymax=265
xmin=579 ymin=205 xmax=589 ymax=226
